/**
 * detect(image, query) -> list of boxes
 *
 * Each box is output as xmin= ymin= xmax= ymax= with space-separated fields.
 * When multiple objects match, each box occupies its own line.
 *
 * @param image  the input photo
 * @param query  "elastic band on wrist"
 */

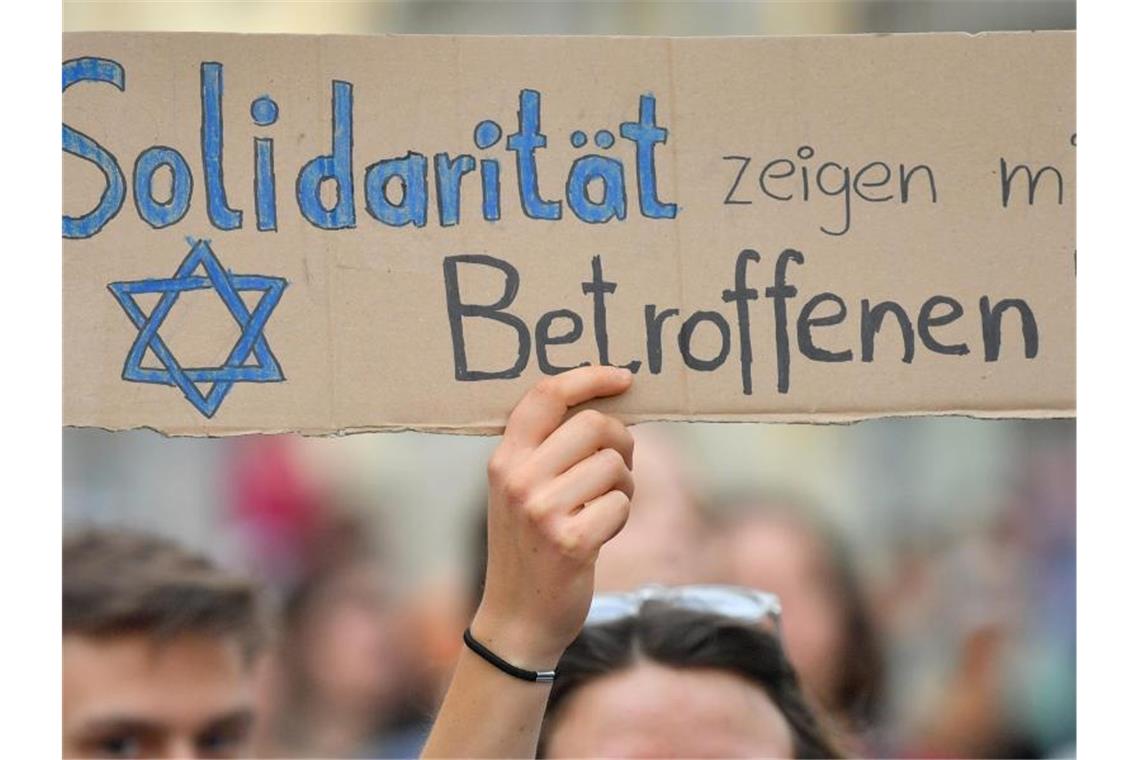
xmin=463 ymin=627 xmax=557 ymax=684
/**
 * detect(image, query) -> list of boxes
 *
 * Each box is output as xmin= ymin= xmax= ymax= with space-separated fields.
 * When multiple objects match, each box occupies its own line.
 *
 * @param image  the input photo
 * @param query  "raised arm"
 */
xmin=422 ymin=366 xmax=635 ymax=759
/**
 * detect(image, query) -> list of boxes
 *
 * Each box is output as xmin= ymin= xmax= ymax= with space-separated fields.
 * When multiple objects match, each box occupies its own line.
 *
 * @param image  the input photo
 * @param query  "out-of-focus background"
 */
xmin=64 ymin=2 xmax=1076 ymax=758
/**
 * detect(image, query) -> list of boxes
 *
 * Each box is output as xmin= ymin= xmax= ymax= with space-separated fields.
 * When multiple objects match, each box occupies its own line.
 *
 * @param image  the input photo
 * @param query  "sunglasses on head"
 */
xmin=585 ymin=584 xmax=783 ymax=638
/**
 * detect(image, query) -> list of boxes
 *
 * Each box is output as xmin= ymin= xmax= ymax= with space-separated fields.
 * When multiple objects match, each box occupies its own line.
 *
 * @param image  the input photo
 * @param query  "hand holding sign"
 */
xmin=470 ymin=365 xmax=636 ymax=669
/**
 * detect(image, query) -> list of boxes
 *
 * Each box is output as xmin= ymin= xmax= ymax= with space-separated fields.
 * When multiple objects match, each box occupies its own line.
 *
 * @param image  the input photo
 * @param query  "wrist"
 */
xmin=469 ymin=607 xmax=567 ymax=671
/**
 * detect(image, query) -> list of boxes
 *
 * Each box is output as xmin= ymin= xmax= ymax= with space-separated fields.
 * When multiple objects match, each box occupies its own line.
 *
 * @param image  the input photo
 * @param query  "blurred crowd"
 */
xmin=64 ymin=417 xmax=1074 ymax=758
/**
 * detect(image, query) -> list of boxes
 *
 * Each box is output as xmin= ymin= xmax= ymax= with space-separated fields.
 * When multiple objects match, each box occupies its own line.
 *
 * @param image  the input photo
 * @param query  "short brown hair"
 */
xmin=63 ymin=528 xmax=264 ymax=659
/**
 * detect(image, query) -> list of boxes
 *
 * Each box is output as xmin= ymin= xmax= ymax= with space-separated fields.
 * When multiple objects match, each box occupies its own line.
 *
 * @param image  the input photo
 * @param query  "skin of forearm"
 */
xmin=421 ymin=648 xmax=553 ymax=759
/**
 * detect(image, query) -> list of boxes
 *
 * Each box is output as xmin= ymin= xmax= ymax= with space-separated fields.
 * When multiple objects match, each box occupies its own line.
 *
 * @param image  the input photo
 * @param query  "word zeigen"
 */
xmin=722 ymin=149 xmax=938 ymax=237
xmin=443 ymin=249 xmax=1039 ymax=396
xmin=62 ymin=58 xmax=677 ymax=240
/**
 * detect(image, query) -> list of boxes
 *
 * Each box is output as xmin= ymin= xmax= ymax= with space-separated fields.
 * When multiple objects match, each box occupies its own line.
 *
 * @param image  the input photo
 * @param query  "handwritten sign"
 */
xmin=63 ymin=32 xmax=1075 ymax=434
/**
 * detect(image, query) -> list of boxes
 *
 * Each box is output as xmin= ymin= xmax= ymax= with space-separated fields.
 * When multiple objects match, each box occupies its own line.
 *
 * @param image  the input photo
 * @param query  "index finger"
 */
xmin=502 ymin=366 xmax=634 ymax=452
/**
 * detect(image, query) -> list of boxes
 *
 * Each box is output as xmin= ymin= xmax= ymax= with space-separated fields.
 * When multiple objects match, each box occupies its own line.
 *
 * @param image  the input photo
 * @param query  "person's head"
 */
xmin=593 ymin=426 xmax=716 ymax=591
xmin=63 ymin=528 xmax=265 ymax=759
xmin=540 ymin=603 xmax=844 ymax=758
xmin=465 ymin=426 xmax=716 ymax=614
xmin=713 ymin=496 xmax=883 ymax=727
xmin=277 ymin=511 xmax=409 ymax=723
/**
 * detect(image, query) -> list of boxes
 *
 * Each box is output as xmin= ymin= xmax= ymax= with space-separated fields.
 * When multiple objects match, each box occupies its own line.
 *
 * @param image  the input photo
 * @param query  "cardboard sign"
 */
xmin=63 ymin=31 xmax=1075 ymax=435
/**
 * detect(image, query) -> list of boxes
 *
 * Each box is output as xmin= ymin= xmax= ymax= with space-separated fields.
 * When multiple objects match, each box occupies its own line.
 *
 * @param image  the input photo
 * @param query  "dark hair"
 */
xmin=63 ymin=528 xmax=264 ymax=660
xmin=813 ymin=522 xmax=883 ymax=727
xmin=540 ymin=603 xmax=846 ymax=758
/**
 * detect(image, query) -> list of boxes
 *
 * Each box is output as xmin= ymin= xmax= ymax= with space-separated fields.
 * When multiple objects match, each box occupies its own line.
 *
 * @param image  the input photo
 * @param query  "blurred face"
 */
xmin=725 ymin=516 xmax=846 ymax=709
xmin=63 ymin=632 xmax=256 ymax=759
xmin=544 ymin=662 xmax=794 ymax=758
xmin=298 ymin=561 xmax=406 ymax=710
xmin=594 ymin=428 xmax=712 ymax=591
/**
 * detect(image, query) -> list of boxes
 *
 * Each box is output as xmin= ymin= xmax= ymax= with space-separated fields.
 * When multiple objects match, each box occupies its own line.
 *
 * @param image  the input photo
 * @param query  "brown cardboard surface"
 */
xmin=63 ymin=32 xmax=1075 ymax=435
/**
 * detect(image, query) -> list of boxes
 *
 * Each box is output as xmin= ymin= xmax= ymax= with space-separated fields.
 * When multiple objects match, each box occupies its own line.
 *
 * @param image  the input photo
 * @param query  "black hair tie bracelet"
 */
xmin=463 ymin=627 xmax=557 ymax=684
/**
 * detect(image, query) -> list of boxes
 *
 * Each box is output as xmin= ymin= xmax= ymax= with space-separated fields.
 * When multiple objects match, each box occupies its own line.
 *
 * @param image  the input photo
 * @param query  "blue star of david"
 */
xmin=108 ymin=239 xmax=287 ymax=418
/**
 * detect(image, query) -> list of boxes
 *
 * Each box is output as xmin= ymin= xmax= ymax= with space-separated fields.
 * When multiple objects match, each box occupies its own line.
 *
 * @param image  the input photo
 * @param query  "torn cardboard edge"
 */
xmin=66 ymin=405 xmax=1077 ymax=439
